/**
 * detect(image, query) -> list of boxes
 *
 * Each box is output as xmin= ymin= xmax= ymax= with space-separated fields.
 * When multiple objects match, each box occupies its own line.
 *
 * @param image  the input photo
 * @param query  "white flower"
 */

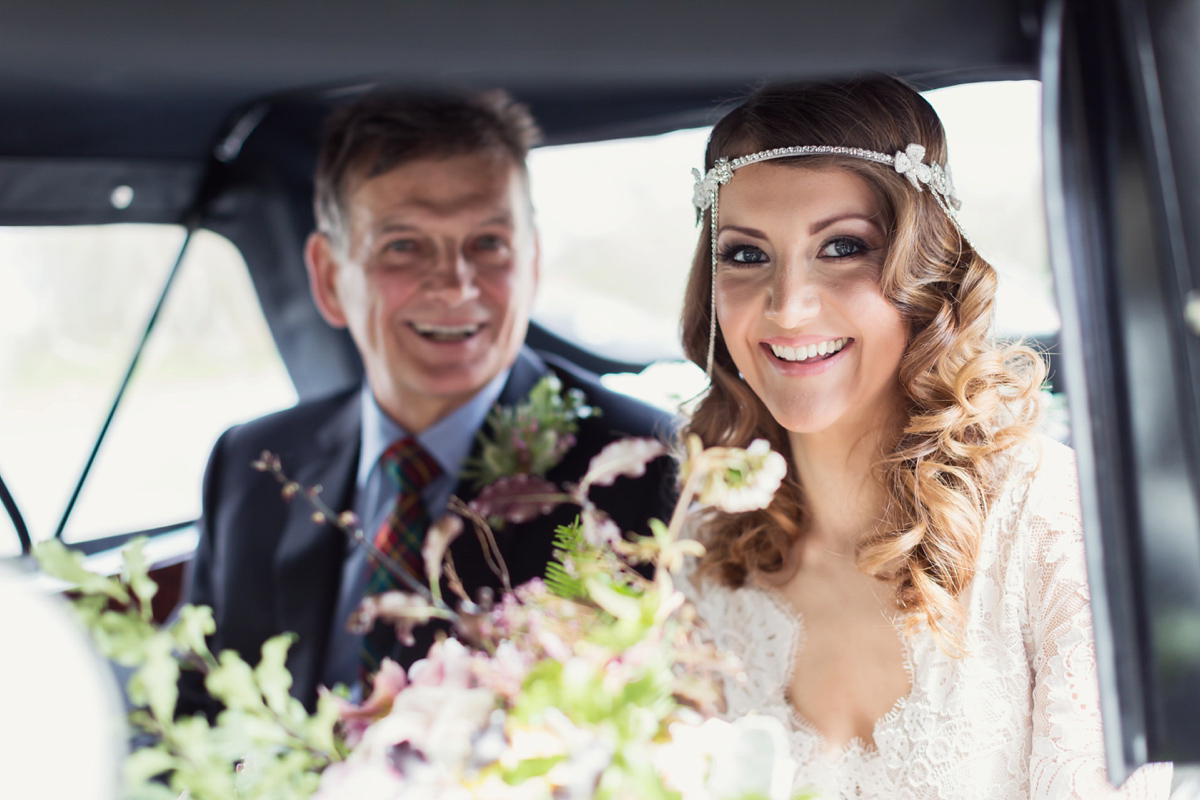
xmin=689 ymin=437 xmax=788 ymax=514
xmin=893 ymin=143 xmax=932 ymax=190
xmin=580 ymin=508 xmax=621 ymax=548
xmin=654 ymin=714 xmax=796 ymax=800
xmin=312 ymin=759 xmax=407 ymax=800
xmin=408 ymin=637 xmax=475 ymax=689
xmin=358 ymin=684 xmax=497 ymax=774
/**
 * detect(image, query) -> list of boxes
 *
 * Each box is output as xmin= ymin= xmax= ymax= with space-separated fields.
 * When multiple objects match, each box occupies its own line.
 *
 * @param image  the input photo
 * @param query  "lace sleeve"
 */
xmin=1024 ymin=445 xmax=1172 ymax=799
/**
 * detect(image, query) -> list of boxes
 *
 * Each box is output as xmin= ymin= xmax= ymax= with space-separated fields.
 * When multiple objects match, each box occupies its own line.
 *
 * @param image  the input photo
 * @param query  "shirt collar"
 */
xmin=356 ymin=367 xmax=512 ymax=489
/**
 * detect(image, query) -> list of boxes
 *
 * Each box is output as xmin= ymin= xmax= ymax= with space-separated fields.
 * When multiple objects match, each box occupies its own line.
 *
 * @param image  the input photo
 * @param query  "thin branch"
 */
xmin=447 ymin=495 xmax=511 ymax=596
xmin=254 ymin=454 xmax=450 ymax=612
xmin=442 ymin=552 xmax=468 ymax=604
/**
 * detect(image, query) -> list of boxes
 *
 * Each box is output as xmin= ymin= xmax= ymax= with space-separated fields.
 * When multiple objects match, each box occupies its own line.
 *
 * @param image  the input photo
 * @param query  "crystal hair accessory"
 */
xmin=691 ymin=143 xmax=962 ymax=218
xmin=692 ymin=142 xmax=969 ymax=377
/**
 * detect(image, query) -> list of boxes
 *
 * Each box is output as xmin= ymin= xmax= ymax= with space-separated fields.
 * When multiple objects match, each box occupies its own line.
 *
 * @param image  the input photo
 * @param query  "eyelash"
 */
xmin=820 ymin=236 xmax=871 ymax=259
xmin=717 ymin=236 xmax=872 ymax=266
xmin=385 ymin=239 xmax=418 ymax=253
xmin=717 ymin=244 xmax=765 ymax=266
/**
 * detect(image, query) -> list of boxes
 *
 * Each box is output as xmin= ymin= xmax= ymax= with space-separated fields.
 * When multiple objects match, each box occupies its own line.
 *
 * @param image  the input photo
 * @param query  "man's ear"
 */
xmin=304 ymin=231 xmax=348 ymax=328
xmin=530 ymin=227 xmax=541 ymax=290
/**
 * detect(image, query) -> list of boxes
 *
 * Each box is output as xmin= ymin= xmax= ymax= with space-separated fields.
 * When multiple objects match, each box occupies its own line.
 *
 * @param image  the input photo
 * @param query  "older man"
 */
xmin=181 ymin=90 xmax=675 ymax=712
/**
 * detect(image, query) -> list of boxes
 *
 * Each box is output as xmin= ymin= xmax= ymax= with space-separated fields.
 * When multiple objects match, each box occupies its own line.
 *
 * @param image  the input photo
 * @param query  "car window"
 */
xmin=925 ymin=81 xmax=1055 ymax=338
xmin=0 ymin=225 xmax=296 ymax=554
xmin=527 ymin=80 xmax=1053 ymax=411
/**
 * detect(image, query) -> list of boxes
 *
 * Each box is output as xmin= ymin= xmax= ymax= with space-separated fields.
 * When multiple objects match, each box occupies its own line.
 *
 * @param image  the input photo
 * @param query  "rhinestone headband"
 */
xmin=692 ymin=143 xmax=968 ymax=377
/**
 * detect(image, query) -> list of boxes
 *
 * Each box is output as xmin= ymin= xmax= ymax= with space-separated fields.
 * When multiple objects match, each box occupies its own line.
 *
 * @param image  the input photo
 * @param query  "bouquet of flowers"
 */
xmin=36 ymin=379 xmax=802 ymax=800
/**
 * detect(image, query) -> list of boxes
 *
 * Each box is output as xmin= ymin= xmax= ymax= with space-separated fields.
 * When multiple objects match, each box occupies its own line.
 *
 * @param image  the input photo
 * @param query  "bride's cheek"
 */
xmin=715 ymin=275 xmax=766 ymax=321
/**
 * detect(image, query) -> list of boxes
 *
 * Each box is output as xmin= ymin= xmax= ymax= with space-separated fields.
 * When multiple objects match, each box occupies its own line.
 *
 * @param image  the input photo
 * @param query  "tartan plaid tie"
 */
xmin=360 ymin=436 xmax=441 ymax=675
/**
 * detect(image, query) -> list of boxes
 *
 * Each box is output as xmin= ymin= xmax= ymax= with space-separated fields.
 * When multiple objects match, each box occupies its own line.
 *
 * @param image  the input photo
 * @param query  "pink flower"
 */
xmin=514 ymin=578 xmax=548 ymax=603
xmin=581 ymin=508 xmax=621 ymax=548
xmin=349 ymin=592 xmax=439 ymax=647
xmin=578 ymin=438 xmax=668 ymax=497
xmin=471 ymin=641 xmax=533 ymax=700
xmin=323 ymin=659 xmax=409 ymax=748
xmin=408 ymin=639 xmax=475 ymax=689
xmin=470 ymin=475 xmax=564 ymax=524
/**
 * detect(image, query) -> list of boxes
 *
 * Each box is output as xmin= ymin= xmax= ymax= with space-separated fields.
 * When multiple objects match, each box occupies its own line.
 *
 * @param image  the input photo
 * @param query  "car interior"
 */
xmin=2 ymin=0 xmax=1200 ymax=789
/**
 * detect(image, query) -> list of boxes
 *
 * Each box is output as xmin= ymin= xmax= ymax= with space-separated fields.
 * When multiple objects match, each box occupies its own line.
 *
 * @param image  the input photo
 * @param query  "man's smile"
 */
xmin=407 ymin=321 xmax=487 ymax=342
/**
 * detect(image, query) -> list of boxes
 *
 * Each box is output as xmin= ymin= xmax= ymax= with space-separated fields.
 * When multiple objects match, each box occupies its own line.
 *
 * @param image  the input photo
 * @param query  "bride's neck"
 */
xmin=787 ymin=408 xmax=899 ymax=559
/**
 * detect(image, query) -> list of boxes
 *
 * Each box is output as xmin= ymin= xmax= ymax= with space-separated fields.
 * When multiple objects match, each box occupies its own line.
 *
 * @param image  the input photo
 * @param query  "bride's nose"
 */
xmin=764 ymin=261 xmax=822 ymax=327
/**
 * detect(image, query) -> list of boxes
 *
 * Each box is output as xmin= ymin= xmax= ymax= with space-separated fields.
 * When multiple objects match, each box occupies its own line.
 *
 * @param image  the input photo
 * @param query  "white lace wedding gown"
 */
xmin=683 ymin=438 xmax=1172 ymax=799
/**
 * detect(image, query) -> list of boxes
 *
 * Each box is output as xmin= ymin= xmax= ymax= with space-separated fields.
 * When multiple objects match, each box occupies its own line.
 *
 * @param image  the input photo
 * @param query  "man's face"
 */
xmin=306 ymin=152 xmax=539 ymax=432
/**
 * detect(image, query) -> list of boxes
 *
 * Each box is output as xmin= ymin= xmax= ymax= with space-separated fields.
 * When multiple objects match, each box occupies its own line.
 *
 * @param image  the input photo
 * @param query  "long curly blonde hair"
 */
xmin=681 ymin=77 xmax=1045 ymax=648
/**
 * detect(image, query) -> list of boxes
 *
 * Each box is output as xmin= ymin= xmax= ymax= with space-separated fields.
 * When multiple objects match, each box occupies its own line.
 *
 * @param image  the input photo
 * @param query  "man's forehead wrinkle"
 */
xmin=365 ymin=200 xmax=515 ymax=231
xmin=359 ymin=146 xmax=514 ymax=182
xmin=402 ymin=191 xmax=513 ymax=219
xmin=338 ymin=152 xmax=531 ymax=253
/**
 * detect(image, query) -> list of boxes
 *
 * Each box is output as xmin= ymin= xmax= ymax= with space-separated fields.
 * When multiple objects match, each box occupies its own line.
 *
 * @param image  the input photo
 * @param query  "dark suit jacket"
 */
xmin=179 ymin=347 xmax=677 ymax=713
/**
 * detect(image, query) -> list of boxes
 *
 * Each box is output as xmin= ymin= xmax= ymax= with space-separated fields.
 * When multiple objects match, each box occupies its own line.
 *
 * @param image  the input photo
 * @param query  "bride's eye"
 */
xmin=718 ymin=244 xmax=769 ymax=265
xmin=819 ymin=236 xmax=869 ymax=259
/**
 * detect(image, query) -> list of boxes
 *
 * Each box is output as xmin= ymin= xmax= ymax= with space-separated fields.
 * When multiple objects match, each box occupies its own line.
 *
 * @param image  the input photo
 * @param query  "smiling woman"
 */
xmin=523 ymin=81 xmax=1055 ymax=416
xmin=676 ymin=76 xmax=1171 ymax=798
xmin=713 ymin=165 xmax=907 ymax=437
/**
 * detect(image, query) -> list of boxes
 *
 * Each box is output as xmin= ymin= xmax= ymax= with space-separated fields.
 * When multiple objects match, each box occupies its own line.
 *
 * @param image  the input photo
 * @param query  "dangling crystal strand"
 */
xmin=706 ymin=186 xmax=719 ymax=378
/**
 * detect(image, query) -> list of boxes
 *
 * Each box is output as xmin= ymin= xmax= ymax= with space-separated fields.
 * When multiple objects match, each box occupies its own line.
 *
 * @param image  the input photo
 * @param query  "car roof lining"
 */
xmin=0 ymin=0 xmax=1040 ymax=162
xmin=0 ymin=0 xmax=1044 ymax=397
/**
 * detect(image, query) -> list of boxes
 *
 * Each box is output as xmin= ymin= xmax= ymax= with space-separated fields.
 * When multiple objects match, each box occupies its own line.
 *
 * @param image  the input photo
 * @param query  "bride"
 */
xmin=679 ymin=76 xmax=1172 ymax=799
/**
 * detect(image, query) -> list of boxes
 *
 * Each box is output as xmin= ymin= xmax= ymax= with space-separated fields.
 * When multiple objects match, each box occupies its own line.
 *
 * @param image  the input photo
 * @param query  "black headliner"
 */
xmin=0 ymin=0 xmax=1046 ymax=398
xmin=0 ymin=0 xmax=1041 ymax=160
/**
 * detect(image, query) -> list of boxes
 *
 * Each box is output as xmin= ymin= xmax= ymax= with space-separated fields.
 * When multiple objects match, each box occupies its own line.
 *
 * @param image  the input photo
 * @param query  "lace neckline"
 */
xmin=685 ymin=438 xmax=1176 ymax=798
xmin=752 ymin=580 xmax=917 ymax=761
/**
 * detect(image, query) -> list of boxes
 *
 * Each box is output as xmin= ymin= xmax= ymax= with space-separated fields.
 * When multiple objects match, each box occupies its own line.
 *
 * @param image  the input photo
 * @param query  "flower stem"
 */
xmin=256 ymin=456 xmax=455 ymax=617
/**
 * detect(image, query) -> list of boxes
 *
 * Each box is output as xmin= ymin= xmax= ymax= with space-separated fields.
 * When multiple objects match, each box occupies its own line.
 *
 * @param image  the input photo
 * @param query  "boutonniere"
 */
xmin=460 ymin=374 xmax=597 ymax=489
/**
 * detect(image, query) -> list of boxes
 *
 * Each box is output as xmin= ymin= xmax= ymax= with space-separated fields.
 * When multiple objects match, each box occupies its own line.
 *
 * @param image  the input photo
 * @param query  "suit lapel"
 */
xmin=451 ymin=345 xmax=550 ymax=505
xmin=445 ymin=347 xmax=550 ymax=593
xmin=274 ymin=392 xmax=361 ymax=699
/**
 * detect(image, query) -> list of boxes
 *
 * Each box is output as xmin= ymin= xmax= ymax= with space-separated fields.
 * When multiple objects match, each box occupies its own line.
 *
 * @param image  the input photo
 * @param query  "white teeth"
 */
xmin=410 ymin=321 xmax=484 ymax=341
xmin=769 ymin=337 xmax=847 ymax=363
xmin=411 ymin=322 xmax=482 ymax=334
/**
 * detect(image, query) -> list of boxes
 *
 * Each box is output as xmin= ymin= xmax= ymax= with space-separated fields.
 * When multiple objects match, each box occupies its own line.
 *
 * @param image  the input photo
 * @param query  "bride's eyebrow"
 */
xmin=717 ymin=224 xmax=769 ymax=239
xmin=810 ymin=213 xmax=882 ymax=236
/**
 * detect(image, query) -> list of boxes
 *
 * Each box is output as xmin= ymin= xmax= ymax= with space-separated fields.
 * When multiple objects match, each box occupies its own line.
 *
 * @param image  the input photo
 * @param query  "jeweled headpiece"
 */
xmin=691 ymin=143 xmax=969 ymax=377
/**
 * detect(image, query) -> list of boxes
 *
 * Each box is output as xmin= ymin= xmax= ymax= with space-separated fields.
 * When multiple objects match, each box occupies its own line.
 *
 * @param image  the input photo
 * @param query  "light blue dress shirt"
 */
xmin=320 ymin=369 xmax=510 ymax=689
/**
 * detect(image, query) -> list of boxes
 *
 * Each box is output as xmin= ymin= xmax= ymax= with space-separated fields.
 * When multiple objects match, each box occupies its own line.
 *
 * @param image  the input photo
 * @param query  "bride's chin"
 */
xmin=763 ymin=402 xmax=843 ymax=436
